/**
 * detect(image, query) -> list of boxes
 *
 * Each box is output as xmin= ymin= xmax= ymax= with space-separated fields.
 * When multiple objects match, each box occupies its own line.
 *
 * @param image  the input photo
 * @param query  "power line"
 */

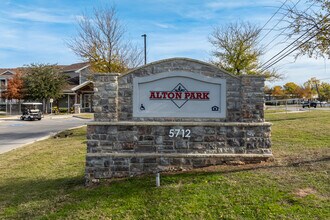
xmin=259 ymin=0 xmax=302 ymax=44
xmin=262 ymin=24 xmax=329 ymax=71
xmin=261 ymin=23 xmax=330 ymax=71
xmin=259 ymin=0 xmax=290 ymax=31
xmin=260 ymin=13 xmax=330 ymax=69
xmin=264 ymin=1 xmax=316 ymax=52
xmin=260 ymin=25 xmax=317 ymax=69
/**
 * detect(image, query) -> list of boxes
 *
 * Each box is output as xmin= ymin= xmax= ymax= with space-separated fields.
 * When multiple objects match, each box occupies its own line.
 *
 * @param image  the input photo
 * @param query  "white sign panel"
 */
xmin=133 ymin=71 xmax=226 ymax=118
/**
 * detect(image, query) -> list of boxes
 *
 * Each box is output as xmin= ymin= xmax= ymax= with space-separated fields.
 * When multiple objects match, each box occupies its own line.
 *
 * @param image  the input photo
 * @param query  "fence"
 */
xmin=0 ymin=101 xmax=74 ymax=115
xmin=0 ymin=101 xmax=42 ymax=115
xmin=0 ymin=101 xmax=22 ymax=115
xmin=265 ymin=98 xmax=329 ymax=113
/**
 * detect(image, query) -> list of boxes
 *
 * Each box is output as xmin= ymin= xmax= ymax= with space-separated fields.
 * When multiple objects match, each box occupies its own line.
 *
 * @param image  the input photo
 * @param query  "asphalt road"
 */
xmin=0 ymin=116 xmax=91 ymax=154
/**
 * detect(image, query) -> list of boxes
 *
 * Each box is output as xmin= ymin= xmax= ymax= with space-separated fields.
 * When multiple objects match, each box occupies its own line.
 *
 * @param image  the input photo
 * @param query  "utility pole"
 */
xmin=141 ymin=34 xmax=147 ymax=65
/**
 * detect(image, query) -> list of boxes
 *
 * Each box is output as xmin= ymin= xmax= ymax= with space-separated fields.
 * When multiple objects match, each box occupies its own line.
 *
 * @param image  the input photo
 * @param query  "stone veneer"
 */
xmin=86 ymin=58 xmax=272 ymax=185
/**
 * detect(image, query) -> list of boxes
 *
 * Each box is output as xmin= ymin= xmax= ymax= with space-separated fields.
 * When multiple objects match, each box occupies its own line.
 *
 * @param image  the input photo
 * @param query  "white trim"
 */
xmin=71 ymin=81 xmax=93 ymax=91
xmin=0 ymin=70 xmax=15 ymax=76
xmin=74 ymin=64 xmax=90 ymax=73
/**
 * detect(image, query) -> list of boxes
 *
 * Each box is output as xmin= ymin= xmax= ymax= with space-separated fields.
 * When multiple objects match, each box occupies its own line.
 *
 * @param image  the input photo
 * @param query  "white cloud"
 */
xmin=206 ymin=0 xmax=275 ymax=10
xmin=206 ymin=1 xmax=254 ymax=10
xmin=153 ymin=22 xmax=175 ymax=29
xmin=8 ymin=10 xmax=74 ymax=24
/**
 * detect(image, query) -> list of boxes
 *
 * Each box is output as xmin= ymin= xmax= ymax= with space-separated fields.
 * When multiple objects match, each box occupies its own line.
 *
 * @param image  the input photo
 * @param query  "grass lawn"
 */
xmin=73 ymin=113 xmax=94 ymax=119
xmin=0 ymin=111 xmax=329 ymax=219
xmin=264 ymin=109 xmax=289 ymax=114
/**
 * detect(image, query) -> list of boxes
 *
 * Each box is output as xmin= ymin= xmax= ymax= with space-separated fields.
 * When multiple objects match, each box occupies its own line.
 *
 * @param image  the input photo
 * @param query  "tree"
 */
xmin=303 ymin=77 xmax=319 ymax=99
xmin=209 ymin=21 xmax=280 ymax=80
xmin=319 ymin=82 xmax=330 ymax=101
xmin=3 ymin=72 xmax=24 ymax=101
xmin=285 ymin=0 xmax=330 ymax=58
xmin=283 ymin=82 xmax=301 ymax=98
xmin=23 ymin=64 xmax=67 ymax=112
xmin=67 ymin=5 xmax=143 ymax=73
xmin=271 ymin=85 xmax=286 ymax=98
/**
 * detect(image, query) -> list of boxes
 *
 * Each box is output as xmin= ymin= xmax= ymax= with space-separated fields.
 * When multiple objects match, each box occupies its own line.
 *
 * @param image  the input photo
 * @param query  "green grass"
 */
xmin=0 ymin=111 xmax=329 ymax=219
xmin=265 ymin=109 xmax=287 ymax=114
xmin=73 ymin=113 xmax=94 ymax=119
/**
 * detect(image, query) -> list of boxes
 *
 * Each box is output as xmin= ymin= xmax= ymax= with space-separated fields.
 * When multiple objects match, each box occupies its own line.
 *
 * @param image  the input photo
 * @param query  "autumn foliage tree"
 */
xmin=3 ymin=72 xmax=24 ymax=101
xmin=271 ymin=85 xmax=285 ymax=98
xmin=268 ymin=77 xmax=330 ymax=101
xmin=283 ymin=82 xmax=300 ymax=98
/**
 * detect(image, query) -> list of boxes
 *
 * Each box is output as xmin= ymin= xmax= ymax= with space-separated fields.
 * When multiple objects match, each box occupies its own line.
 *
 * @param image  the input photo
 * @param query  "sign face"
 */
xmin=133 ymin=71 xmax=226 ymax=118
xmin=49 ymin=98 xmax=54 ymax=103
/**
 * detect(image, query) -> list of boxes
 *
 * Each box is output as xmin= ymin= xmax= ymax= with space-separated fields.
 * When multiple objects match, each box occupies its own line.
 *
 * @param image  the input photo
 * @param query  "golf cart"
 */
xmin=20 ymin=103 xmax=43 ymax=121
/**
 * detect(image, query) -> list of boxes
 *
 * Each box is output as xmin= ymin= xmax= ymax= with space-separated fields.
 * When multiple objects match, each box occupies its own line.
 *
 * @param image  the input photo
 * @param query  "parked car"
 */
xmin=20 ymin=103 xmax=43 ymax=120
xmin=320 ymin=101 xmax=327 ymax=107
xmin=302 ymin=101 xmax=317 ymax=108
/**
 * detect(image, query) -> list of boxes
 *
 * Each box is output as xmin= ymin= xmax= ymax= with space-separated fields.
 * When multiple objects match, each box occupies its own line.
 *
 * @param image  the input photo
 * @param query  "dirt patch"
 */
xmin=294 ymin=188 xmax=317 ymax=198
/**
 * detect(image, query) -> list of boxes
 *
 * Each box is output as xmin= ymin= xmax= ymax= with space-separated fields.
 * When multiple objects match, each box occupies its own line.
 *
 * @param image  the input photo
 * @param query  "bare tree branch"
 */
xmin=284 ymin=0 xmax=330 ymax=59
xmin=67 ymin=5 xmax=143 ymax=73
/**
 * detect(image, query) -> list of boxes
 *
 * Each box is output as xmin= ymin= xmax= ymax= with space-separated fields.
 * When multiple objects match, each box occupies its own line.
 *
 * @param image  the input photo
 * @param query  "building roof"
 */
xmin=0 ymin=62 xmax=90 ymax=75
xmin=0 ymin=68 xmax=21 ymax=75
xmin=61 ymin=62 xmax=90 ymax=72
xmin=71 ymin=81 xmax=93 ymax=91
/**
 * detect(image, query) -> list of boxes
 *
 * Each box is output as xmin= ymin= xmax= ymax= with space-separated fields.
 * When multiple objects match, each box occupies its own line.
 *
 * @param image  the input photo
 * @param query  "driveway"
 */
xmin=0 ymin=116 xmax=92 ymax=154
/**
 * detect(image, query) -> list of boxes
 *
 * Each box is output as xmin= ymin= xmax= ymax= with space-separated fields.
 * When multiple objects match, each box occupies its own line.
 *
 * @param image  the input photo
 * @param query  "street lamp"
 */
xmin=141 ymin=34 xmax=147 ymax=65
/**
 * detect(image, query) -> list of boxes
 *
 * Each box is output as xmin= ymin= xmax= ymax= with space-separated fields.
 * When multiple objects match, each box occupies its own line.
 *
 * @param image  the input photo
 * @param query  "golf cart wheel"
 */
xmin=38 ymin=118 xmax=41 ymax=120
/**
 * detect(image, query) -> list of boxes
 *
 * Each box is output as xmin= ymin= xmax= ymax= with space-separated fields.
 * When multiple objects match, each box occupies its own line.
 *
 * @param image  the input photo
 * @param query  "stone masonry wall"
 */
xmin=86 ymin=58 xmax=272 ymax=185
xmin=93 ymin=73 xmax=119 ymax=122
xmin=91 ymin=59 xmax=265 ymax=123
xmin=86 ymin=122 xmax=271 ymax=181
xmin=114 ymin=58 xmax=264 ymax=122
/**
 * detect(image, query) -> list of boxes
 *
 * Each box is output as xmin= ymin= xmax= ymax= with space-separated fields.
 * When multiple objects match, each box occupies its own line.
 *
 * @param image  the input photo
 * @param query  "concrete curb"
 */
xmin=72 ymin=115 xmax=94 ymax=120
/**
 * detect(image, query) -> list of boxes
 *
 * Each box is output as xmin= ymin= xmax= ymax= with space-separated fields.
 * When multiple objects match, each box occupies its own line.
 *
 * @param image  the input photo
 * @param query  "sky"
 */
xmin=0 ymin=0 xmax=329 ymax=86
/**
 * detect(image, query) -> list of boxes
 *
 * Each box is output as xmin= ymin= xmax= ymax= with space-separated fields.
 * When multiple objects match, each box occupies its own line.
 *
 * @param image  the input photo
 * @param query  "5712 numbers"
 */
xmin=168 ymin=129 xmax=191 ymax=138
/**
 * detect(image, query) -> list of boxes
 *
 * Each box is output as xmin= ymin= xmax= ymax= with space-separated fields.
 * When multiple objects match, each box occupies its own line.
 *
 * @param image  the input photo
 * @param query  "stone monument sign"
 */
xmin=85 ymin=58 xmax=272 ymax=185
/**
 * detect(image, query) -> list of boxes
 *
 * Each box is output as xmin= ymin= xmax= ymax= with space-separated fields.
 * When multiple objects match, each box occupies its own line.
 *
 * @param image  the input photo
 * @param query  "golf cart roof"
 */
xmin=22 ymin=102 xmax=43 ymax=105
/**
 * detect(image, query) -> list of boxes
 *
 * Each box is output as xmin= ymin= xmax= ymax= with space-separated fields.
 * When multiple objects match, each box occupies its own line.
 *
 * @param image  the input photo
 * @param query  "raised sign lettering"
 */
xmin=133 ymin=71 xmax=226 ymax=118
